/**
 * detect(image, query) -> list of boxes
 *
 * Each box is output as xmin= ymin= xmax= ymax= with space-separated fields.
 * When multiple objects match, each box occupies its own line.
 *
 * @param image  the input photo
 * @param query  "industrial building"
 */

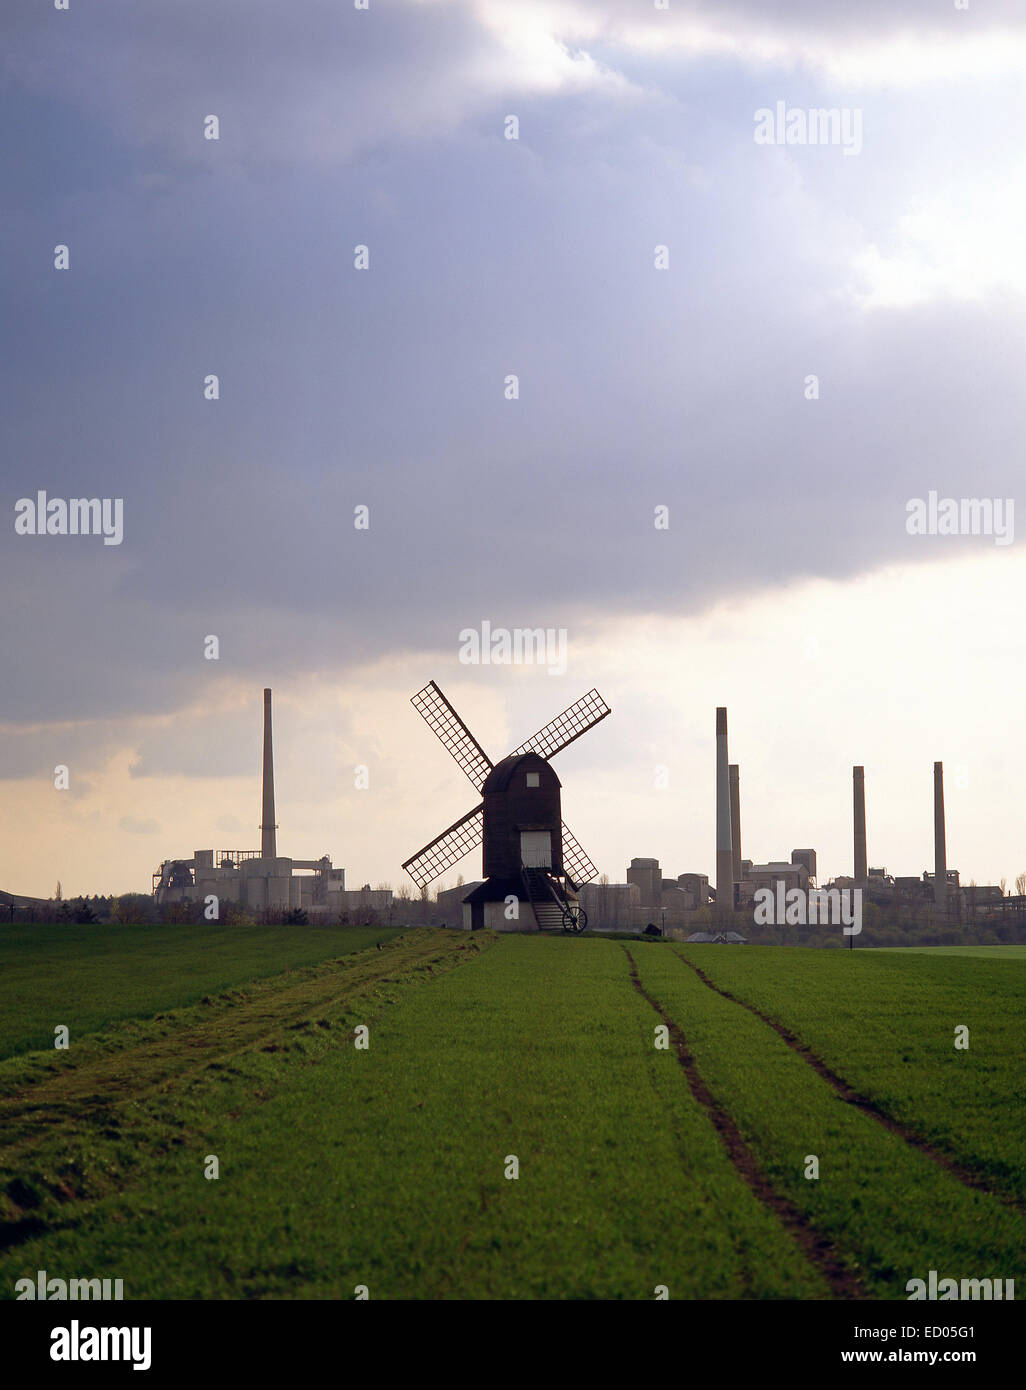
xmin=677 ymin=872 xmax=711 ymax=908
xmin=600 ymin=854 xmax=813 ymax=930
xmin=615 ymin=709 xmax=999 ymax=931
xmin=5 ymin=689 xmax=1017 ymax=933
xmin=435 ymin=881 xmax=483 ymax=924
xmin=152 ymin=689 xmax=380 ymax=920
xmin=626 ymin=858 xmax=661 ymax=911
xmin=576 ymin=862 xmax=708 ymax=932
xmin=838 ymin=759 xmax=985 ymax=913
xmin=704 ymin=707 xmax=1001 ymax=919
xmin=578 ymin=880 xmax=640 ymax=929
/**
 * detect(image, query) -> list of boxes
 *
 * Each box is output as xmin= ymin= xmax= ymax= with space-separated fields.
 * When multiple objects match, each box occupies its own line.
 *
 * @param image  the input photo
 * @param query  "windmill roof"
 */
xmin=482 ymin=751 xmax=559 ymax=795
xmin=462 ymin=875 xmax=523 ymax=904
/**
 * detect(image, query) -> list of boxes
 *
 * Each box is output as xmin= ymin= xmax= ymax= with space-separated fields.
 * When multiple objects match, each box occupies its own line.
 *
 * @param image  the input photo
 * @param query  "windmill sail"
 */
xmin=402 ymin=803 xmax=483 ymax=889
xmin=560 ymin=821 xmax=599 ymax=887
xmin=411 ymin=681 xmax=494 ymax=791
xmin=404 ymin=681 xmax=610 ymax=897
xmin=510 ymin=689 xmax=611 ymax=762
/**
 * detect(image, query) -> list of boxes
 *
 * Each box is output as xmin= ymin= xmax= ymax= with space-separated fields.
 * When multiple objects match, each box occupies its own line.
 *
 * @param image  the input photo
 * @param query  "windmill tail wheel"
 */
xmin=562 ymin=906 xmax=587 ymax=933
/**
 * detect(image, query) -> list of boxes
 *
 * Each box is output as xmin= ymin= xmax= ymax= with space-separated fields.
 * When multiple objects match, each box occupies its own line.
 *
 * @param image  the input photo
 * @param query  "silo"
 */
xmin=628 ymin=858 xmax=662 ymax=913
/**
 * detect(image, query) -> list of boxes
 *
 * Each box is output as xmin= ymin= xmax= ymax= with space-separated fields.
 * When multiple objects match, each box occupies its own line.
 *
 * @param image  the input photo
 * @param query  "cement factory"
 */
xmin=570 ymin=707 xmax=1008 ymax=936
xmin=142 ymin=691 xmax=1020 ymax=934
xmin=395 ymin=685 xmax=1012 ymax=937
xmin=1 ymin=686 xmax=1016 ymax=938
xmin=151 ymin=690 xmax=390 ymax=921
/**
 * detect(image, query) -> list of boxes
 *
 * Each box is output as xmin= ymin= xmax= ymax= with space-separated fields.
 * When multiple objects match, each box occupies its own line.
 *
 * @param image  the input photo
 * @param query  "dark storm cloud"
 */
xmin=1 ymin=0 xmax=1023 ymax=737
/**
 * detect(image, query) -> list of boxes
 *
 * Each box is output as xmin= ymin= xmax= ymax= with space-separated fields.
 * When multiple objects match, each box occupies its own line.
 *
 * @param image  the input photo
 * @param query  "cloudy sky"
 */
xmin=2 ymin=0 xmax=1024 ymax=899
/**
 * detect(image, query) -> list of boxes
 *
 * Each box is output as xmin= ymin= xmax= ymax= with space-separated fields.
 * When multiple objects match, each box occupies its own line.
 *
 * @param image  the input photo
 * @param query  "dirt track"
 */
xmin=624 ymin=947 xmax=864 ymax=1299
xmin=673 ymin=948 xmax=1025 ymax=1215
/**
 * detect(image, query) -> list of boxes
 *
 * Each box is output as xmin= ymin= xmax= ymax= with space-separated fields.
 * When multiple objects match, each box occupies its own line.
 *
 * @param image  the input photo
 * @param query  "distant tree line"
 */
xmin=4 ymin=885 xmax=459 ymax=930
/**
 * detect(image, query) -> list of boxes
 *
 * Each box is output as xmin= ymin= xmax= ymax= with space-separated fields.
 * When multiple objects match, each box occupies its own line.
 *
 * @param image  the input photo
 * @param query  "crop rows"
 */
xmin=1 ymin=930 xmax=1021 ymax=1298
xmin=677 ymin=945 xmax=1026 ymax=1204
xmin=631 ymin=945 xmax=1026 ymax=1299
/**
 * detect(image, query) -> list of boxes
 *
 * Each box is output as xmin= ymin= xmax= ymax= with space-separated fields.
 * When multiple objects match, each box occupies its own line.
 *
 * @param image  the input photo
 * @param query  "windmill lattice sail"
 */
xmin=404 ymin=681 xmax=609 ymax=898
xmin=510 ymin=689 xmax=611 ymax=762
xmin=410 ymin=681 xmax=494 ymax=791
xmin=560 ymin=821 xmax=599 ymax=887
xmin=402 ymin=805 xmax=483 ymax=891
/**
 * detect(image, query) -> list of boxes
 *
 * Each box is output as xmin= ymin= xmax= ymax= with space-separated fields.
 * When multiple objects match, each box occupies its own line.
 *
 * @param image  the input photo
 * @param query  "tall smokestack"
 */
xmin=934 ymin=761 xmax=947 ymax=910
xmin=853 ymin=766 xmax=867 ymax=884
xmin=716 ymin=708 xmax=733 ymax=912
xmin=260 ymin=688 xmax=277 ymax=860
xmin=729 ymin=764 xmax=741 ymax=885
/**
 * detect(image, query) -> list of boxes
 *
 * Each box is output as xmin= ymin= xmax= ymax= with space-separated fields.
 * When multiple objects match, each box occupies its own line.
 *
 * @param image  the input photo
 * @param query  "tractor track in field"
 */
xmin=623 ymin=949 xmax=863 ymax=1300
xmin=0 ymin=933 xmax=486 ymax=1251
xmin=672 ymin=949 xmax=1026 ymax=1216
xmin=0 ymin=934 xmax=474 ymax=1127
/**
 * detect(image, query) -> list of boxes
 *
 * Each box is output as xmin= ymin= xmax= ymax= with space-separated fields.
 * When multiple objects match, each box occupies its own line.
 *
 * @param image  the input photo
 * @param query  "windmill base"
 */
xmin=461 ymin=898 xmax=541 ymax=933
xmin=460 ymin=878 xmax=541 ymax=932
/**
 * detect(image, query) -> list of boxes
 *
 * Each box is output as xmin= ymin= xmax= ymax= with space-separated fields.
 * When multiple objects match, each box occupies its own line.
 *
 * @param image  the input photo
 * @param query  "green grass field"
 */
xmin=683 ymin=945 xmax=1026 ymax=1203
xmin=0 ymin=922 xmax=404 ymax=1058
xmin=1 ymin=928 xmax=1022 ymax=1299
xmin=875 ymin=945 xmax=1026 ymax=958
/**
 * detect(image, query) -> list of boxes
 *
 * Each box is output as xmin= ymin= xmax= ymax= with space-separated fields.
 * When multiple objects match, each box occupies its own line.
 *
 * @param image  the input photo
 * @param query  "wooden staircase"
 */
xmin=520 ymin=865 xmax=586 ymax=932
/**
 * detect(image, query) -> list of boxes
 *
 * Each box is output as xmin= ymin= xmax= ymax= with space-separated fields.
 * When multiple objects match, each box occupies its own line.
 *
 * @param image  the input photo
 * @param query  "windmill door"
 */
xmin=520 ymin=830 xmax=552 ymax=868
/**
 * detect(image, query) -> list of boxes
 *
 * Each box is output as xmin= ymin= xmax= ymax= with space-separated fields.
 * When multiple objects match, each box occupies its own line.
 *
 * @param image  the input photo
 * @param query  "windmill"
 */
xmin=403 ymin=681 xmax=611 ymax=932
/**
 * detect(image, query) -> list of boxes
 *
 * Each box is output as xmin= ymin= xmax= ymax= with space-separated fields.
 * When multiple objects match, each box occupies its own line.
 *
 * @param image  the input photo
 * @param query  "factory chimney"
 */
xmin=260 ymin=688 xmax=277 ymax=860
xmin=853 ymin=766 xmax=867 ymax=884
xmin=716 ymin=708 xmax=733 ymax=912
xmin=729 ymin=764 xmax=742 ymax=886
xmin=933 ymin=761 xmax=947 ymax=911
